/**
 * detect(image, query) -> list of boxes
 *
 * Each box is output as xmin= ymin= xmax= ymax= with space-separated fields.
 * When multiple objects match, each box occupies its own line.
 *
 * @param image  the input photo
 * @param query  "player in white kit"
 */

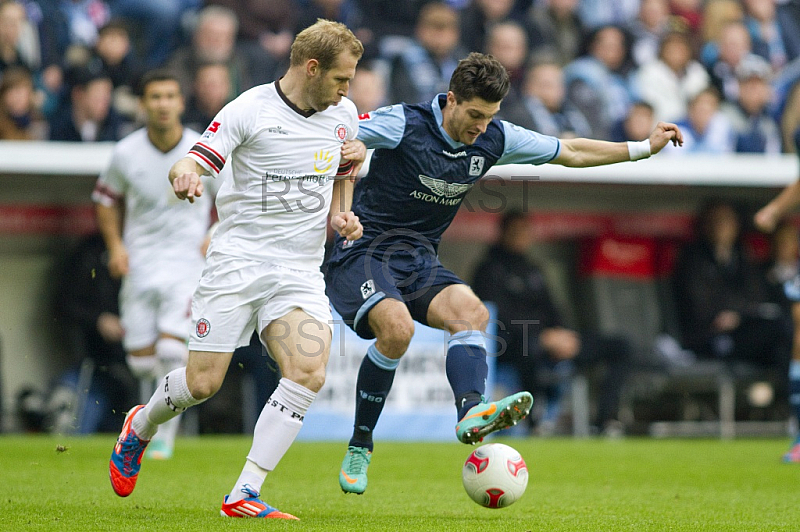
xmin=94 ymin=70 xmax=216 ymax=460
xmin=109 ymin=20 xmax=364 ymax=519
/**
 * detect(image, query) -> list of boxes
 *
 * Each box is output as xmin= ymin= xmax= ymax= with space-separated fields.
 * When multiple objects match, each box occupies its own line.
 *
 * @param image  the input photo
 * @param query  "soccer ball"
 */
xmin=462 ymin=443 xmax=528 ymax=508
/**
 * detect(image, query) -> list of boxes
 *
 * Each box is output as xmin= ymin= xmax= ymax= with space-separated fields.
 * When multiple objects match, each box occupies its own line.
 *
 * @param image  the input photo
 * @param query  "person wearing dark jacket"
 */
xmin=55 ymin=232 xmax=137 ymax=432
xmin=472 ymin=211 xmax=632 ymax=435
xmin=674 ymin=199 xmax=790 ymax=368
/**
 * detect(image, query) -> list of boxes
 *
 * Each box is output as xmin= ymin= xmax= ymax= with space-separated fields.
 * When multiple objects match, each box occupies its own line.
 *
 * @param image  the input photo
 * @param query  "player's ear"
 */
xmin=306 ymin=59 xmax=320 ymax=78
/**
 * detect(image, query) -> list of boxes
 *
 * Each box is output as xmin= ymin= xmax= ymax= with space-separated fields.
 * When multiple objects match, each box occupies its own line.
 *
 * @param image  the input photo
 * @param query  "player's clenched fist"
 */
xmin=172 ymin=172 xmax=205 ymax=203
xmin=331 ymin=211 xmax=362 ymax=241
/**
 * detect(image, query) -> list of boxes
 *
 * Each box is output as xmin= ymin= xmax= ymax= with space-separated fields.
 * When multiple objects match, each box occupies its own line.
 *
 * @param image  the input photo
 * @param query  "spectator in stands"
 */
xmin=165 ymin=4 xmax=250 ymax=103
xmin=0 ymin=65 xmax=45 ymax=139
xmin=48 ymin=66 xmax=126 ymax=141
xmin=563 ymin=25 xmax=636 ymax=139
xmin=472 ymin=211 xmax=632 ymax=436
xmin=459 ymin=0 xmax=517 ymax=57
xmin=182 ymin=61 xmax=230 ymax=133
xmin=525 ymin=0 xmax=586 ymax=66
xmin=499 ymin=60 xmax=591 ymax=139
xmin=207 ymin=0 xmax=296 ymax=86
xmin=91 ymin=20 xmax=142 ymax=120
xmin=578 ymin=0 xmax=640 ymax=29
xmin=388 ymin=2 xmax=463 ymax=105
xmin=294 ymin=0 xmax=363 ymax=38
xmin=674 ymin=199 xmax=790 ymax=370
xmin=722 ymin=54 xmax=781 ymax=154
xmin=38 ymin=0 xmax=110 ymax=67
xmin=110 ymin=0 xmax=200 ymax=69
xmin=54 ymin=231 xmax=137 ymax=433
xmin=485 ymin=21 xmax=528 ymax=100
xmin=628 ymin=0 xmax=673 ymax=67
xmin=0 ymin=0 xmax=37 ymax=74
xmin=666 ymin=87 xmax=734 ymax=154
xmin=347 ymin=0 xmax=424 ymax=65
xmin=610 ymin=100 xmax=656 ymax=142
xmin=347 ymin=63 xmax=387 ymax=114
xmin=701 ymin=0 xmax=745 ymax=61
xmin=636 ymin=31 xmax=710 ymax=123
xmin=706 ymin=22 xmax=755 ymax=103
xmin=669 ymin=0 xmax=704 ymax=36
xmin=742 ymin=0 xmax=799 ymax=70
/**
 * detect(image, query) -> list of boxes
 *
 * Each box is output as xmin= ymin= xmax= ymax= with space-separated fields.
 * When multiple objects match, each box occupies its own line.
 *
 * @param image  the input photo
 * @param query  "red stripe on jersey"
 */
xmin=93 ymin=182 xmax=122 ymax=202
xmin=189 ymin=150 xmax=221 ymax=175
xmin=196 ymin=142 xmax=226 ymax=165
xmin=336 ymin=159 xmax=354 ymax=176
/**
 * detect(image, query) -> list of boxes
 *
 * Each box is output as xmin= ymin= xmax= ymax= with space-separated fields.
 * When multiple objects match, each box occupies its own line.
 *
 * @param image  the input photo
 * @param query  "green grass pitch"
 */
xmin=1 ymin=435 xmax=799 ymax=531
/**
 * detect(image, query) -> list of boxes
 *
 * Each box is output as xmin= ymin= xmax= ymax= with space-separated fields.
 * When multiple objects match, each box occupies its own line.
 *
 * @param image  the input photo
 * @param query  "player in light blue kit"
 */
xmin=327 ymin=52 xmax=683 ymax=494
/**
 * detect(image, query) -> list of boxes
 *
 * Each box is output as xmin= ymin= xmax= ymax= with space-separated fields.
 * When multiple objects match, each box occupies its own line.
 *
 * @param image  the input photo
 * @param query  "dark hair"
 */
xmin=500 ymin=209 xmax=526 ymax=234
xmin=98 ymin=18 xmax=129 ymax=37
xmin=449 ymin=52 xmax=510 ymax=103
xmin=138 ymin=69 xmax=180 ymax=96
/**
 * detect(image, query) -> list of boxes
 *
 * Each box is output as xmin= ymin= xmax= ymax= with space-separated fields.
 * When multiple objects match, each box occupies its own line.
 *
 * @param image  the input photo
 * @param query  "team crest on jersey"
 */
xmin=419 ymin=175 xmax=472 ymax=198
xmin=469 ymin=156 xmax=485 ymax=176
xmin=334 ymin=123 xmax=348 ymax=142
xmin=202 ymin=121 xmax=221 ymax=140
xmin=360 ymin=279 xmax=375 ymax=299
xmin=196 ymin=318 xmax=211 ymax=338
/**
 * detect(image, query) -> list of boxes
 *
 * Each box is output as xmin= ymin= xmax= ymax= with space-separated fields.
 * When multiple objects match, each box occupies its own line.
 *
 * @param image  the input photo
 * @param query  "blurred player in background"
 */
xmin=754 ymin=133 xmax=800 ymax=462
xmin=108 ymin=20 xmax=364 ymax=519
xmin=328 ymin=52 xmax=682 ymax=494
xmin=93 ymin=69 xmax=216 ymax=460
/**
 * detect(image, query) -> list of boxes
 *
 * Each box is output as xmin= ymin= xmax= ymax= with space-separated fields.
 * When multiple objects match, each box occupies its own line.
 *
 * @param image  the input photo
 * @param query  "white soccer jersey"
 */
xmin=186 ymin=80 xmax=358 ymax=271
xmin=93 ymin=127 xmax=217 ymax=274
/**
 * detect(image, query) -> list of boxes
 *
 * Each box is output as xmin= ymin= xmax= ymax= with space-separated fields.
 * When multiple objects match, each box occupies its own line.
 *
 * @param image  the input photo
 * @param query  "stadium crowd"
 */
xmin=0 ymin=0 xmax=798 ymax=152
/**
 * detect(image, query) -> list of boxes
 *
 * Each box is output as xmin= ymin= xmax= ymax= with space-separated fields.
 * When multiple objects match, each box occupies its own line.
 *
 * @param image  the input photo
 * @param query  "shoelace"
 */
xmin=348 ymin=449 xmax=368 ymax=474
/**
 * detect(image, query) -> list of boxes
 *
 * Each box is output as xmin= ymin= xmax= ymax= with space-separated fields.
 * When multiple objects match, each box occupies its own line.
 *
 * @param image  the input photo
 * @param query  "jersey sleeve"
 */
xmin=496 ymin=120 xmax=561 ymax=166
xmin=92 ymin=147 xmax=126 ymax=206
xmin=356 ymin=104 xmax=406 ymax=149
xmin=187 ymin=94 xmax=254 ymax=178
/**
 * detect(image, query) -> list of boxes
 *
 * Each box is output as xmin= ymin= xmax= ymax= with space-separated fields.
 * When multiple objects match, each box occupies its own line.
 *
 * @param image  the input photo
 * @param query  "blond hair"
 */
xmin=290 ymin=19 xmax=364 ymax=71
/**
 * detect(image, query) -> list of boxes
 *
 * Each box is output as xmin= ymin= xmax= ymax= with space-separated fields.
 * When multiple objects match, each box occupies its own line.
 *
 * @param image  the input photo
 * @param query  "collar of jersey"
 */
xmin=432 ymin=93 xmax=463 ymax=150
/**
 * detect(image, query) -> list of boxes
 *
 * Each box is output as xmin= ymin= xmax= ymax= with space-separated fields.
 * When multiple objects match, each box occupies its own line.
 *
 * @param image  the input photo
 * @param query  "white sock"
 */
xmin=227 ymin=378 xmax=316 ymax=503
xmin=132 ymin=367 xmax=204 ymax=441
xmin=227 ymin=460 xmax=269 ymax=503
xmin=148 ymin=339 xmax=189 ymax=451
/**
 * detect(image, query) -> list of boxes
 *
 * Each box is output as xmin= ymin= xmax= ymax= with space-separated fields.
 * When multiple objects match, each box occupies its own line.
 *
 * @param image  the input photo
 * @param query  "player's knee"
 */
xmin=377 ymin=319 xmax=415 ymax=356
xmin=286 ymin=364 xmax=326 ymax=392
xmin=448 ymin=301 xmax=490 ymax=333
xmin=472 ymin=303 xmax=490 ymax=329
xmin=187 ymin=372 xmax=224 ymax=400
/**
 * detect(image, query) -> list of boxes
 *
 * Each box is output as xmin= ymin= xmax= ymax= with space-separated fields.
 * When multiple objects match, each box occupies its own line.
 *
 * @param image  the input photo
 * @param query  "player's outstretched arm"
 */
xmin=755 ymin=179 xmax=800 ymax=233
xmin=552 ymin=122 xmax=683 ymax=168
xmin=169 ymin=157 xmax=208 ymax=203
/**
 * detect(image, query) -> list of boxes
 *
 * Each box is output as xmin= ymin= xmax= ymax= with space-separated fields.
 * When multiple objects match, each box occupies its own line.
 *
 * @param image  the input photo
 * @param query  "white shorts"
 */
xmin=188 ymin=254 xmax=332 ymax=353
xmin=120 ymin=262 xmax=203 ymax=351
